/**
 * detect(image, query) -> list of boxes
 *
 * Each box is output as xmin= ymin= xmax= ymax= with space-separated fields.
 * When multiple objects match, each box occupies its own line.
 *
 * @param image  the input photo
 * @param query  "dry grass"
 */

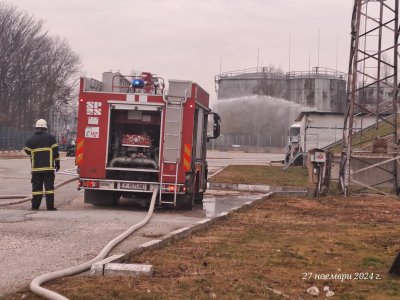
xmin=4 ymin=194 xmax=400 ymax=300
xmin=210 ymin=165 xmax=308 ymax=186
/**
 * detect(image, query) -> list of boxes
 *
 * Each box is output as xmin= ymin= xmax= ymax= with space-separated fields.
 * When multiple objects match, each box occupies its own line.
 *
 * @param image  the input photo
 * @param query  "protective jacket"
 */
xmin=24 ymin=131 xmax=60 ymax=172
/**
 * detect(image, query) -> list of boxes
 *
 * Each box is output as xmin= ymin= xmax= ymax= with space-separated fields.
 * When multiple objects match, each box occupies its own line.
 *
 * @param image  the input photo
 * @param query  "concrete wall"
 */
xmin=286 ymin=78 xmax=346 ymax=112
xmin=296 ymin=112 xmax=378 ymax=152
xmin=298 ymin=114 xmax=344 ymax=151
xmin=330 ymin=156 xmax=396 ymax=189
xmin=351 ymin=157 xmax=395 ymax=189
xmin=217 ymin=78 xmax=259 ymax=99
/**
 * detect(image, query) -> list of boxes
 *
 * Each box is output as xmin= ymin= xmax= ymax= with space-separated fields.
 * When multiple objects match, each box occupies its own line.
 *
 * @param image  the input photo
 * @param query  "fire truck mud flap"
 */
xmin=84 ymin=190 xmax=121 ymax=206
xmin=175 ymin=193 xmax=194 ymax=210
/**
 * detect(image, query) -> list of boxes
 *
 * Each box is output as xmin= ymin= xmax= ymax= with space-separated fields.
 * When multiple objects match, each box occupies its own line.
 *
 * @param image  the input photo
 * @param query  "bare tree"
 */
xmin=254 ymin=64 xmax=285 ymax=97
xmin=0 ymin=2 xmax=80 ymax=130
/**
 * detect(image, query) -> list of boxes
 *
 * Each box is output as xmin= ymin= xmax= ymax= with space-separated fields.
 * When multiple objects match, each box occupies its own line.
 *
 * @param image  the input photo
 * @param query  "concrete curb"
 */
xmin=0 ymin=150 xmax=25 ymax=158
xmin=207 ymin=166 xmax=227 ymax=179
xmin=0 ymin=150 xmax=24 ymax=155
xmin=104 ymin=263 xmax=153 ymax=277
xmin=91 ymin=254 xmax=125 ymax=276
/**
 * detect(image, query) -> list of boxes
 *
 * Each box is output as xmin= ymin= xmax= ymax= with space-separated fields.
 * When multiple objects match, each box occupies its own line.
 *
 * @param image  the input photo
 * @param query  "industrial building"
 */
xmin=215 ymin=66 xmax=347 ymax=113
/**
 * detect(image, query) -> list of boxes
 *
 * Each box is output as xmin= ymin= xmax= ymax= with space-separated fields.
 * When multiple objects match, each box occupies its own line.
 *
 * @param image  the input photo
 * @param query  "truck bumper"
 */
xmin=79 ymin=178 xmax=185 ymax=194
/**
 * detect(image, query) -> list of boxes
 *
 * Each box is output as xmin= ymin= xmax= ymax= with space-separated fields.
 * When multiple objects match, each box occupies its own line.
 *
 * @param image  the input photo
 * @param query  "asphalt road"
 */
xmin=0 ymin=150 xmax=284 ymax=296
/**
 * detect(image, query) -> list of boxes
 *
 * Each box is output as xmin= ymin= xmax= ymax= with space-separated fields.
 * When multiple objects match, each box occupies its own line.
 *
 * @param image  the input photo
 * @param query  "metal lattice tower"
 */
xmin=340 ymin=0 xmax=400 ymax=196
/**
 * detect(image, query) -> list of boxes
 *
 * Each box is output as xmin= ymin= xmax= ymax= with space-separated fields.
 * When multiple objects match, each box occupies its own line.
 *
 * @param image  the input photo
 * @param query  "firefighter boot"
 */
xmin=31 ymin=195 xmax=42 ymax=210
xmin=45 ymin=194 xmax=57 ymax=211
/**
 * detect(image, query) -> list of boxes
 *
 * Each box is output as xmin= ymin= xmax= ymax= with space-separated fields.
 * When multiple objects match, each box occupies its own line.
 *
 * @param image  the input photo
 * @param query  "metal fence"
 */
xmin=0 ymin=126 xmax=34 ymax=150
xmin=208 ymin=134 xmax=288 ymax=152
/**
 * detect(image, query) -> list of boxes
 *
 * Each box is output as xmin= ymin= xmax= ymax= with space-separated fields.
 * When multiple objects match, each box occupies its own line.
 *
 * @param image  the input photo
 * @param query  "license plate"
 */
xmin=120 ymin=182 xmax=146 ymax=190
xmin=100 ymin=182 xmax=113 ymax=189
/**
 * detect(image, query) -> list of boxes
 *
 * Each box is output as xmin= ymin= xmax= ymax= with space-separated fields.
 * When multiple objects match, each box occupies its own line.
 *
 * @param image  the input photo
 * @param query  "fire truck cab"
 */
xmin=76 ymin=71 xmax=220 ymax=209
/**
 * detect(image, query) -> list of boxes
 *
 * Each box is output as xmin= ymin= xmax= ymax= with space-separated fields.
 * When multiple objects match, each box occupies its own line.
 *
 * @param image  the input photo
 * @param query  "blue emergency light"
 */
xmin=132 ymin=79 xmax=144 ymax=88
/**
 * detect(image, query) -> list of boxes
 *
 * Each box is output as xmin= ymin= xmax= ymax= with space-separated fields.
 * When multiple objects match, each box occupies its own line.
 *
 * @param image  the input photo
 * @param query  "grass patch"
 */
xmin=210 ymin=165 xmax=308 ymax=186
xmin=3 ymin=195 xmax=400 ymax=299
xmin=362 ymin=257 xmax=385 ymax=268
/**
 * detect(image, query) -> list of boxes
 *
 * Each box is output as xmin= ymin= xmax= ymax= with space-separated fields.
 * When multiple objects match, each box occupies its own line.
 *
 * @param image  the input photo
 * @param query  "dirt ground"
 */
xmin=3 ymin=193 xmax=400 ymax=300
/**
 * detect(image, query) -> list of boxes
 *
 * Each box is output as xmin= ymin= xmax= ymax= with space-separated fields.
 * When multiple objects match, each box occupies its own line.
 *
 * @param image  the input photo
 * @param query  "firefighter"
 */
xmin=24 ymin=119 xmax=60 ymax=211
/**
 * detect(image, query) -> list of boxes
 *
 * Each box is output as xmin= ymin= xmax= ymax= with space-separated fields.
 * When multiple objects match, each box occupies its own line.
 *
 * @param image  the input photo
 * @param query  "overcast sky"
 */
xmin=10 ymin=0 xmax=353 ymax=102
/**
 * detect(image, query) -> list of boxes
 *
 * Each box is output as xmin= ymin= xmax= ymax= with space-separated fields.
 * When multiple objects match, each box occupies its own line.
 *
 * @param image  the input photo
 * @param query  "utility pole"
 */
xmin=340 ymin=0 xmax=400 ymax=196
xmin=289 ymin=33 xmax=292 ymax=72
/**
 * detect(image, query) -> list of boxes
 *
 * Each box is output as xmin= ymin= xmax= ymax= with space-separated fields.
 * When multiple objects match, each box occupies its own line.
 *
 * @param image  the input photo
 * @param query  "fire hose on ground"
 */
xmin=30 ymin=186 xmax=159 ymax=300
xmin=0 ymin=173 xmax=160 ymax=300
xmin=0 ymin=176 xmax=79 ymax=206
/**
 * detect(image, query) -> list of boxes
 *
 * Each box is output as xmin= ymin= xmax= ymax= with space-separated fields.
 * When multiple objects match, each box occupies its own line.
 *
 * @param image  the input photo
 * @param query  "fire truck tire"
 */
xmin=194 ymin=172 xmax=204 ymax=204
xmin=194 ymin=192 xmax=204 ymax=203
xmin=84 ymin=190 xmax=120 ymax=206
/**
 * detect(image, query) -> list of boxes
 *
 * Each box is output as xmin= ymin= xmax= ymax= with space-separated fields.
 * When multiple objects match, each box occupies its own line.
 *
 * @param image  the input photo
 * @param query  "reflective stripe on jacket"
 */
xmin=24 ymin=132 xmax=59 ymax=172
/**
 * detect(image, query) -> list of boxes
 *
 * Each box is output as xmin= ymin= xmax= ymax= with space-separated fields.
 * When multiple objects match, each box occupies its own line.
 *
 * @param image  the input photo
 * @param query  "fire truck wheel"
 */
xmin=84 ymin=190 xmax=120 ymax=206
xmin=194 ymin=192 xmax=204 ymax=203
xmin=176 ymin=193 xmax=194 ymax=210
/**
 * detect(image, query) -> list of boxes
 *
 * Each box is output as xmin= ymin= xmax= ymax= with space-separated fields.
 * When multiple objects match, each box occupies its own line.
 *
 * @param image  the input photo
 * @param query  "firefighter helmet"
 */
xmin=35 ymin=119 xmax=47 ymax=128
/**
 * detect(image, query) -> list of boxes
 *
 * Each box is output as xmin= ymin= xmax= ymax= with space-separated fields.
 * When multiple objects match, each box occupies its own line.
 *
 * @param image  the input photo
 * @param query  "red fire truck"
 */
xmin=76 ymin=71 xmax=220 ymax=209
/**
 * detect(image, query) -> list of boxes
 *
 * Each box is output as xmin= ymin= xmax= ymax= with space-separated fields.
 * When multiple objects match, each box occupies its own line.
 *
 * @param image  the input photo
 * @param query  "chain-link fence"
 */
xmin=208 ymin=133 xmax=287 ymax=153
xmin=0 ymin=126 xmax=34 ymax=150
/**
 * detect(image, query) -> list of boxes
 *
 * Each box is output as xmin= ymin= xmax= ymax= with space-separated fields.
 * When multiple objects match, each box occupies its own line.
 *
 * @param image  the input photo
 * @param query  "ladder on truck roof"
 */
xmin=160 ymin=97 xmax=184 ymax=206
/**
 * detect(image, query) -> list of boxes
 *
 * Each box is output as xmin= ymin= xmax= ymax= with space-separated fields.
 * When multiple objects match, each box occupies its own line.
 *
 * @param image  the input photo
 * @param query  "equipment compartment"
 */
xmin=106 ymin=107 xmax=162 ymax=179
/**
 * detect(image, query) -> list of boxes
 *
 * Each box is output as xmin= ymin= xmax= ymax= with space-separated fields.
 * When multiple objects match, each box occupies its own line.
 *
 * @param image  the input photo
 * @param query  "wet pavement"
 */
xmin=202 ymin=193 xmax=260 ymax=217
xmin=0 ymin=150 xmax=281 ymax=295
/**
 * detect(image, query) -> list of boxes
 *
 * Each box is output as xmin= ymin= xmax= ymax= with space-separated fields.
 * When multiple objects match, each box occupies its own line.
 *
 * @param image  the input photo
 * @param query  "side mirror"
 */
xmin=207 ymin=112 xmax=221 ymax=141
xmin=213 ymin=123 xmax=220 ymax=139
